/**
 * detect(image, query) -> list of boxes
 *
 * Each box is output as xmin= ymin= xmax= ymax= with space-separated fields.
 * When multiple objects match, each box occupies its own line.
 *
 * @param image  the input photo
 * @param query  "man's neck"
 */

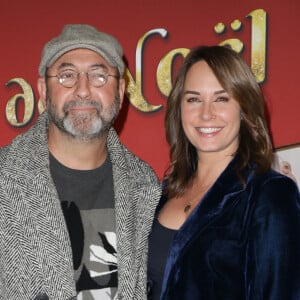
xmin=47 ymin=125 xmax=108 ymax=170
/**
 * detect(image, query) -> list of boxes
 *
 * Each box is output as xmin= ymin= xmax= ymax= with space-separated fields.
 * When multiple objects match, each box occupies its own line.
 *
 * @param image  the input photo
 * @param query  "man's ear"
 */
xmin=37 ymin=77 xmax=47 ymax=109
xmin=118 ymin=78 xmax=126 ymax=110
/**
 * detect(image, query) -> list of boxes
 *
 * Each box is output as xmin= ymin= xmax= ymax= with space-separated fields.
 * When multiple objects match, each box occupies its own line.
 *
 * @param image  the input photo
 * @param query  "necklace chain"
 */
xmin=183 ymin=181 xmax=212 ymax=214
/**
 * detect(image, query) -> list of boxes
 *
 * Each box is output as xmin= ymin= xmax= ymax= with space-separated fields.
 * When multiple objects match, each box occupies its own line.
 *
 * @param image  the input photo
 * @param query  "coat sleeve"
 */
xmin=0 ymin=183 xmax=7 ymax=300
xmin=245 ymin=175 xmax=300 ymax=300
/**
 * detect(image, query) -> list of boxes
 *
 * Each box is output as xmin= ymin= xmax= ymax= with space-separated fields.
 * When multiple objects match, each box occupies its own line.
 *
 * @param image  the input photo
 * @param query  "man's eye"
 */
xmin=94 ymin=73 xmax=106 ymax=82
xmin=60 ymin=72 xmax=76 ymax=80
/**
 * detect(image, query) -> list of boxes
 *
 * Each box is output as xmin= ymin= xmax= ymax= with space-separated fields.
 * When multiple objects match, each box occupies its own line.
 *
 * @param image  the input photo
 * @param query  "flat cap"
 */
xmin=38 ymin=24 xmax=125 ymax=76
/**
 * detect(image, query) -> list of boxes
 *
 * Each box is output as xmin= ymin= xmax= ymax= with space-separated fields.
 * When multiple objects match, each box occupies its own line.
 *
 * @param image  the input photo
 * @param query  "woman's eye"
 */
xmin=215 ymin=96 xmax=229 ymax=102
xmin=186 ymin=97 xmax=199 ymax=103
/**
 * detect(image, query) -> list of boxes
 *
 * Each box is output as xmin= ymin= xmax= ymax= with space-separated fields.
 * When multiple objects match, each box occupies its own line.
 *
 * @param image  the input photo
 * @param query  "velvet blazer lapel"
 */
xmin=161 ymin=157 xmax=251 ymax=290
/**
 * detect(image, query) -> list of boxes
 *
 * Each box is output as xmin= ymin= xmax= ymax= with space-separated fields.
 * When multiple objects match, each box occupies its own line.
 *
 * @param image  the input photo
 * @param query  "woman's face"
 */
xmin=181 ymin=60 xmax=241 ymax=159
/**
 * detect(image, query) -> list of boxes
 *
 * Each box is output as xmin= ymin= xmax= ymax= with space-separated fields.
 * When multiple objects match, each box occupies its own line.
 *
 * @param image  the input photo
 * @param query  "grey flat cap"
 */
xmin=38 ymin=24 xmax=125 ymax=76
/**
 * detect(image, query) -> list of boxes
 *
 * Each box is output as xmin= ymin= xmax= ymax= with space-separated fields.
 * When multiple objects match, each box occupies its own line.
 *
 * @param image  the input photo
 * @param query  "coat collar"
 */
xmin=1 ymin=112 xmax=126 ymax=181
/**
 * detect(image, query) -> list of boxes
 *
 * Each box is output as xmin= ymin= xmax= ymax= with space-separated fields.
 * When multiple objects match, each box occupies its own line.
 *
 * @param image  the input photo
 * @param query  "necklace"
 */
xmin=184 ymin=203 xmax=192 ymax=213
xmin=183 ymin=196 xmax=201 ymax=214
xmin=183 ymin=181 xmax=212 ymax=214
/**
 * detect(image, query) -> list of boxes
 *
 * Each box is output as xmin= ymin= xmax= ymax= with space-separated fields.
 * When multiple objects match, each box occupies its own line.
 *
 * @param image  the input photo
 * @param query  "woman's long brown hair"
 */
xmin=164 ymin=45 xmax=274 ymax=198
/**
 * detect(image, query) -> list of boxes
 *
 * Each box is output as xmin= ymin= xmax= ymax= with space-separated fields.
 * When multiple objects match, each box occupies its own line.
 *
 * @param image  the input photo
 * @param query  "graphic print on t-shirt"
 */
xmin=63 ymin=204 xmax=118 ymax=299
xmin=50 ymin=154 xmax=117 ymax=299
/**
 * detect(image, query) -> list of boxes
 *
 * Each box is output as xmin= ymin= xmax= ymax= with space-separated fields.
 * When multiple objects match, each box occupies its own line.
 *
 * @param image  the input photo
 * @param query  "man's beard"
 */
xmin=46 ymin=93 xmax=120 ymax=141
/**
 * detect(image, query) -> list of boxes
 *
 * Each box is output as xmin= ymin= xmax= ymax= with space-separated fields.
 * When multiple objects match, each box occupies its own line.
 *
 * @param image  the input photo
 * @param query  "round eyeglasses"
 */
xmin=46 ymin=69 xmax=120 ymax=88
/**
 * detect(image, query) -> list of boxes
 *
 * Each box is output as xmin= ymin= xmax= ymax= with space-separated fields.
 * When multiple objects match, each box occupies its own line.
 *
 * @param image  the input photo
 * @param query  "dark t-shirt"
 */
xmin=147 ymin=217 xmax=177 ymax=300
xmin=50 ymin=153 xmax=117 ymax=299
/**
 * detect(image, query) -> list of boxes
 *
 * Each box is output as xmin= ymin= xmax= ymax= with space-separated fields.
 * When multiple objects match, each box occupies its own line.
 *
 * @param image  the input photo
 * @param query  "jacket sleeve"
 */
xmin=0 ymin=183 xmax=6 ymax=300
xmin=245 ymin=176 xmax=300 ymax=300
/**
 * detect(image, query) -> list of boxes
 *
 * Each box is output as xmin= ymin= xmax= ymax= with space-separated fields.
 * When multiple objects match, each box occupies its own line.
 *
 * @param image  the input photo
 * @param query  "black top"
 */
xmin=147 ymin=217 xmax=177 ymax=299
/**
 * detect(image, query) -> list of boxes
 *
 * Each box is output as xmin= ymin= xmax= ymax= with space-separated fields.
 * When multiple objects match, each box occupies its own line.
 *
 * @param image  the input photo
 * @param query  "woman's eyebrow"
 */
xmin=183 ymin=90 xmax=200 ymax=95
xmin=183 ymin=89 xmax=226 ymax=95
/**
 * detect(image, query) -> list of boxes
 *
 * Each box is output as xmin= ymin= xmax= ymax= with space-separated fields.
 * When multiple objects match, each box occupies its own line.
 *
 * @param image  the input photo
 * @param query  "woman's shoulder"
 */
xmin=253 ymin=168 xmax=298 ymax=192
xmin=247 ymin=168 xmax=299 ymax=212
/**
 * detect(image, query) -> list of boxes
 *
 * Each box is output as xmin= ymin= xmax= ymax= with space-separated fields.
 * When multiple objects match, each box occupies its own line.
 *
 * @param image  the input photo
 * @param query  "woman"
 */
xmin=147 ymin=45 xmax=300 ymax=299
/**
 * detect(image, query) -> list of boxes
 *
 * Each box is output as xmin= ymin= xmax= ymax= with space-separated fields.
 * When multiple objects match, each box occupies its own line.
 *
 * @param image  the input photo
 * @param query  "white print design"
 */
xmin=90 ymin=232 xmax=117 ymax=277
xmin=77 ymin=288 xmax=118 ymax=300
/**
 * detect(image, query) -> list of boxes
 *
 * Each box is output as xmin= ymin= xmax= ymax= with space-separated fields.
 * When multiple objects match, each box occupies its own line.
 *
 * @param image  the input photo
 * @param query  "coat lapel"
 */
xmin=107 ymin=128 xmax=161 ymax=298
xmin=162 ymin=157 xmax=249 ymax=292
xmin=1 ymin=113 xmax=76 ymax=296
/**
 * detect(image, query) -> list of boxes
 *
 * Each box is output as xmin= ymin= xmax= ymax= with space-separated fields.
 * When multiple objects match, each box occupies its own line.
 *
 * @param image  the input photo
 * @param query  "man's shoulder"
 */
xmin=107 ymin=128 xmax=159 ymax=182
xmin=0 ymin=113 xmax=48 ymax=173
xmin=123 ymin=147 xmax=156 ymax=175
xmin=0 ymin=145 xmax=10 ymax=163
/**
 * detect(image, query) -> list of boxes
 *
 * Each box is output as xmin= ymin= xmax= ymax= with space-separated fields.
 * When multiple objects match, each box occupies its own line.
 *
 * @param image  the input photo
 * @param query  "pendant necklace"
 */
xmin=183 ymin=191 xmax=200 ymax=214
xmin=184 ymin=203 xmax=192 ymax=213
xmin=183 ymin=182 xmax=212 ymax=214
xmin=183 ymin=198 xmax=199 ymax=213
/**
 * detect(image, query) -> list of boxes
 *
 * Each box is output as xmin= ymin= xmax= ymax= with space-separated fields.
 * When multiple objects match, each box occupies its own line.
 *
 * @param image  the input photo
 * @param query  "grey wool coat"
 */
xmin=0 ymin=112 xmax=161 ymax=300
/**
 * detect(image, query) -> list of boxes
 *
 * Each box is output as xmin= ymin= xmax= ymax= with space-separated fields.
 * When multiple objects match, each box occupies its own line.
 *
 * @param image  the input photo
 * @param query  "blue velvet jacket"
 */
xmin=159 ymin=159 xmax=300 ymax=300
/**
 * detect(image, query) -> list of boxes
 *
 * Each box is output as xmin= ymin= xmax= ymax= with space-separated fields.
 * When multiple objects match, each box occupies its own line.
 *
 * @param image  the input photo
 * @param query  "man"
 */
xmin=0 ymin=24 xmax=161 ymax=300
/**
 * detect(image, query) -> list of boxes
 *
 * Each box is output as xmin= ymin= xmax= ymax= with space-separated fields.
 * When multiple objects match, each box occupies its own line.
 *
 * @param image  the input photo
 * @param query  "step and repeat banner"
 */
xmin=0 ymin=0 xmax=299 ymax=185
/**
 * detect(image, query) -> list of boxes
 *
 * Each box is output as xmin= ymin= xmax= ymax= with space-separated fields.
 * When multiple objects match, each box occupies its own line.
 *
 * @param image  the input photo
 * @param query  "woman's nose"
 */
xmin=200 ymin=102 xmax=216 ymax=121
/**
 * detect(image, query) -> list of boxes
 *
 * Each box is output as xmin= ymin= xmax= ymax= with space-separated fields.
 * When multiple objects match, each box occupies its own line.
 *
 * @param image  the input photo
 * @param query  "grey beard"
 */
xmin=47 ymin=96 xmax=120 ymax=141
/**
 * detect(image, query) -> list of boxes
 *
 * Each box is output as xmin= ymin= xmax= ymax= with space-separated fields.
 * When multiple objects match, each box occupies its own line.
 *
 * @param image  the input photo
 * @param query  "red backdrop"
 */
xmin=0 ymin=0 xmax=299 ymax=180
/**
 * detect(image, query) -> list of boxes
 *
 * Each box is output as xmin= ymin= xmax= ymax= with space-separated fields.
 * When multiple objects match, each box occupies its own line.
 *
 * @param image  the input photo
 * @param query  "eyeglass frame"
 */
xmin=46 ymin=67 xmax=120 ymax=88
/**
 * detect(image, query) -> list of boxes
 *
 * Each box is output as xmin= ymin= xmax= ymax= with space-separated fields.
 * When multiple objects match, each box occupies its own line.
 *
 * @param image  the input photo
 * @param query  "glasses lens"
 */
xmin=88 ymin=70 xmax=107 ymax=87
xmin=58 ymin=71 xmax=77 ymax=87
xmin=56 ymin=69 xmax=110 ymax=87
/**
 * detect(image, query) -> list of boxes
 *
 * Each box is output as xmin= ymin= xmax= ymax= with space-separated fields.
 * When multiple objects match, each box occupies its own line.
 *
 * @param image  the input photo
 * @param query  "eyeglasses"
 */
xmin=46 ymin=68 xmax=119 ymax=88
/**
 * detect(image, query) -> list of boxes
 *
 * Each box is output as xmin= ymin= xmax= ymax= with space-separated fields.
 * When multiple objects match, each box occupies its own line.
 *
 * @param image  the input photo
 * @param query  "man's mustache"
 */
xmin=63 ymin=100 xmax=102 ymax=114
